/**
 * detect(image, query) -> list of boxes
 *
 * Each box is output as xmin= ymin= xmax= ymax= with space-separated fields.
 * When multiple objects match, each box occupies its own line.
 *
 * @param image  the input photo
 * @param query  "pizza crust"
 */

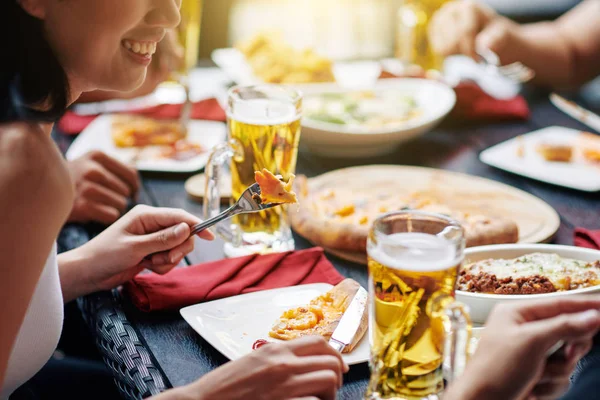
xmin=290 ymin=175 xmax=519 ymax=253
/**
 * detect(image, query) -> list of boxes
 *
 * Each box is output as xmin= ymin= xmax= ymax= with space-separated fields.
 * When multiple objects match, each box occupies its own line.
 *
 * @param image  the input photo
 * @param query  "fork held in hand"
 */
xmin=189 ymin=182 xmax=280 ymax=237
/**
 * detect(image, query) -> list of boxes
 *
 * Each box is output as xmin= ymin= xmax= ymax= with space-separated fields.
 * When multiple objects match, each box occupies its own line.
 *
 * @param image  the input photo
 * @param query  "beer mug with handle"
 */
xmin=204 ymin=85 xmax=302 ymax=257
xmin=366 ymin=211 xmax=471 ymax=400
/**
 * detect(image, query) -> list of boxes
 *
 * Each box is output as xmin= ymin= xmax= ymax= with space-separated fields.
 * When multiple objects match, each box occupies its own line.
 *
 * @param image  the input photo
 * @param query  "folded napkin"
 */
xmin=58 ymin=97 xmax=226 ymax=135
xmin=378 ymin=71 xmax=530 ymax=122
xmin=574 ymin=228 xmax=600 ymax=249
xmin=124 ymin=247 xmax=345 ymax=312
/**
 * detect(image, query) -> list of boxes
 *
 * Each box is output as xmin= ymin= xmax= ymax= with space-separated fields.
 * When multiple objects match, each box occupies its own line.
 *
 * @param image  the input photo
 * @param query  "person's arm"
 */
xmin=430 ymin=0 xmax=600 ymax=88
xmin=0 ymin=123 xmax=73 ymax=389
xmin=444 ymin=297 xmax=600 ymax=400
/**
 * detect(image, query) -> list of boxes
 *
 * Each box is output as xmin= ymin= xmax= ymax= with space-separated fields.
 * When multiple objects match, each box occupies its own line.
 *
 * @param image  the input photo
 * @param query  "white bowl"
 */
xmin=457 ymin=244 xmax=600 ymax=324
xmin=299 ymin=78 xmax=456 ymax=158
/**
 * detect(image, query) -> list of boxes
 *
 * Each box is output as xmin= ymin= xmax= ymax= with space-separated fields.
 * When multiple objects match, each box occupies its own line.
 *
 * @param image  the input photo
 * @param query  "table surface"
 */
xmin=56 ymin=79 xmax=600 ymax=399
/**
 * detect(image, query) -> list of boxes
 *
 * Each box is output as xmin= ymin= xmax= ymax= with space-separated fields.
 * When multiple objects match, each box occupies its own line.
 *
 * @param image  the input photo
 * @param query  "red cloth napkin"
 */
xmin=58 ymin=97 xmax=226 ymax=135
xmin=379 ymin=71 xmax=530 ymax=122
xmin=574 ymin=228 xmax=600 ymax=249
xmin=124 ymin=247 xmax=345 ymax=312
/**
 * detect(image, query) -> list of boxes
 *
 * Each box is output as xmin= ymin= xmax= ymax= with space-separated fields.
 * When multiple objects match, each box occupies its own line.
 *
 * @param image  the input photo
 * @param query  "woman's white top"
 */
xmin=1 ymin=244 xmax=63 ymax=399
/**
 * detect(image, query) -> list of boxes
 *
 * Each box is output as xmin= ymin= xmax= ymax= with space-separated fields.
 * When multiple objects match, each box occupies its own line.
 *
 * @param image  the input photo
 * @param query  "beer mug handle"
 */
xmin=203 ymin=139 xmax=243 ymax=244
xmin=442 ymin=302 xmax=472 ymax=385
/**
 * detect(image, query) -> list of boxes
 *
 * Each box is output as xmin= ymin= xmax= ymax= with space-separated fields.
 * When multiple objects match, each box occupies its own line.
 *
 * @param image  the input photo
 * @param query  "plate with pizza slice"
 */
xmin=66 ymin=114 xmax=226 ymax=172
xmin=290 ymin=165 xmax=560 ymax=264
xmin=180 ymin=279 xmax=370 ymax=365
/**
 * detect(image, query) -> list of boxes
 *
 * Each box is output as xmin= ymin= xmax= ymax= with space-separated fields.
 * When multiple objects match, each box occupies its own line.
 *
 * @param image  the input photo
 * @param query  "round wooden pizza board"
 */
xmin=294 ymin=165 xmax=560 ymax=265
xmin=185 ymin=172 xmax=232 ymax=204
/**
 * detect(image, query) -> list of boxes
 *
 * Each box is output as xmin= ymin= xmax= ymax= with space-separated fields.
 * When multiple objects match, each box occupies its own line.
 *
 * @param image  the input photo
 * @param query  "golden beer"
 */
xmin=366 ymin=212 xmax=469 ymax=400
xmin=228 ymin=115 xmax=301 ymax=234
xmin=178 ymin=0 xmax=203 ymax=73
xmin=395 ymin=0 xmax=450 ymax=71
xmin=204 ymin=85 xmax=302 ymax=256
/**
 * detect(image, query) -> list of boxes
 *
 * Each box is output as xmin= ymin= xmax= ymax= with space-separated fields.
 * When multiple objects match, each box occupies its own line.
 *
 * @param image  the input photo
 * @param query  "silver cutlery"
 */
xmin=328 ymin=287 xmax=368 ymax=353
xmin=189 ymin=182 xmax=280 ymax=237
xmin=476 ymin=47 xmax=535 ymax=83
xmin=550 ymin=93 xmax=600 ymax=133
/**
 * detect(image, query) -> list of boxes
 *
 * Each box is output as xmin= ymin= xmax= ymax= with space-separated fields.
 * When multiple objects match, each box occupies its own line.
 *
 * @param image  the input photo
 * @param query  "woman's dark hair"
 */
xmin=1 ymin=1 xmax=70 ymax=123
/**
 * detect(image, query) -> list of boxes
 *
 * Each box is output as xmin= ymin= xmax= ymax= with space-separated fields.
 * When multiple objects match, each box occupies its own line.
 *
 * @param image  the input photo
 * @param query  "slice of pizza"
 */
xmin=254 ymin=168 xmax=298 ymax=204
xmin=458 ymin=252 xmax=600 ymax=294
xmin=112 ymin=115 xmax=186 ymax=148
xmin=269 ymin=279 xmax=368 ymax=353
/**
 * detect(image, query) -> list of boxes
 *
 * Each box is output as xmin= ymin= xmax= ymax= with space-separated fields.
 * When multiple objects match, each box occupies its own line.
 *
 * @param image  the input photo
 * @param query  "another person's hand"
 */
xmin=444 ymin=297 xmax=600 ymax=400
xmin=428 ymin=0 xmax=519 ymax=63
xmin=73 ymin=205 xmax=213 ymax=293
xmin=154 ymin=336 xmax=349 ymax=400
xmin=67 ymin=150 xmax=140 ymax=225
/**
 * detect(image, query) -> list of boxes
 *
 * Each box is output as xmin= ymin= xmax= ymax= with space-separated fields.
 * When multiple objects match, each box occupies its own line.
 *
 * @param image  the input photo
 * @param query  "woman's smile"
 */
xmin=122 ymin=39 xmax=158 ymax=66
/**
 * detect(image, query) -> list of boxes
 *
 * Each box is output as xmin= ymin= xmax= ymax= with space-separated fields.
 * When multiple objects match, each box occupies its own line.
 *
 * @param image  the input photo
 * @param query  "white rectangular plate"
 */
xmin=480 ymin=126 xmax=600 ymax=192
xmin=66 ymin=114 xmax=226 ymax=173
xmin=180 ymin=283 xmax=369 ymax=365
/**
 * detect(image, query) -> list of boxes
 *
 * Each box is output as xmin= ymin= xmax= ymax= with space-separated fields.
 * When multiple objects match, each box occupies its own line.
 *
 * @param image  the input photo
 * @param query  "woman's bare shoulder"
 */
xmin=0 ymin=122 xmax=74 ymax=215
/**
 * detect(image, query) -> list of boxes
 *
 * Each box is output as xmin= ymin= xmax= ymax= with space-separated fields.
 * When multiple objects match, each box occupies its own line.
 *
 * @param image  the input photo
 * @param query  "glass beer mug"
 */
xmin=203 ymin=85 xmax=302 ymax=257
xmin=366 ymin=211 xmax=472 ymax=400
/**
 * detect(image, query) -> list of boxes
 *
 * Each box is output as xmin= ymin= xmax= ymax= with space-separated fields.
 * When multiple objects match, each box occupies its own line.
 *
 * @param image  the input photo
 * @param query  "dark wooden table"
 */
xmin=57 ymin=85 xmax=600 ymax=399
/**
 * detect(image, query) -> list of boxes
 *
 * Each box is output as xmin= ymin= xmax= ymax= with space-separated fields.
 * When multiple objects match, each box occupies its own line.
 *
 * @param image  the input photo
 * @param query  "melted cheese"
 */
xmin=462 ymin=253 xmax=600 ymax=291
xmin=112 ymin=115 xmax=185 ymax=148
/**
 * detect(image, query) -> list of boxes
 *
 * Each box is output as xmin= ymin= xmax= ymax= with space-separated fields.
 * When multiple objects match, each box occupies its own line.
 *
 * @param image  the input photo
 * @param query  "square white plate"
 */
xmin=66 ymin=114 xmax=226 ymax=173
xmin=180 ymin=283 xmax=370 ymax=365
xmin=480 ymin=126 xmax=600 ymax=192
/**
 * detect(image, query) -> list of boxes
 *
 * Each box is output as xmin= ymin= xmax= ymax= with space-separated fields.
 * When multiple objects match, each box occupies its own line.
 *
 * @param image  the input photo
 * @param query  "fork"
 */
xmin=476 ymin=47 xmax=535 ymax=83
xmin=189 ymin=182 xmax=281 ymax=236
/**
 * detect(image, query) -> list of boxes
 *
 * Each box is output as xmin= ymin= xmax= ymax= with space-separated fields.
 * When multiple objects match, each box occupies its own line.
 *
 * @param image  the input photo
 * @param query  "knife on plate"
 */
xmin=328 ymin=287 xmax=368 ymax=353
xmin=550 ymin=93 xmax=600 ymax=133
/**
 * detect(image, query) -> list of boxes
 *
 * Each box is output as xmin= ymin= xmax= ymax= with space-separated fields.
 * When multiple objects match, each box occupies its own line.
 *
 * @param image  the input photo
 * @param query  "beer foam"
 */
xmin=228 ymin=99 xmax=299 ymax=126
xmin=368 ymin=232 xmax=460 ymax=272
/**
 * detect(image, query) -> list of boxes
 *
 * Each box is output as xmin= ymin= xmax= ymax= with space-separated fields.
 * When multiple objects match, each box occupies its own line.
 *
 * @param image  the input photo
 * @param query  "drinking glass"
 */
xmin=204 ymin=85 xmax=302 ymax=257
xmin=366 ymin=211 xmax=472 ymax=400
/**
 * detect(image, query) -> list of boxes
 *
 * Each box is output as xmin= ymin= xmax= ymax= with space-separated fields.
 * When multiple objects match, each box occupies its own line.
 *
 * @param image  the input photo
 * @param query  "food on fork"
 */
xmin=290 ymin=174 xmax=519 ymax=254
xmin=269 ymin=279 xmax=367 ymax=353
xmin=236 ymin=33 xmax=335 ymax=84
xmin=458 ymin=253 xmax=600 ymax=294
xmin=112 ymin=115 xmax=185 ymax=148
xmin=254 ymin=168 xmax=298 ymax=204
xmin=536 ymin=142 xmax=573 ymax=162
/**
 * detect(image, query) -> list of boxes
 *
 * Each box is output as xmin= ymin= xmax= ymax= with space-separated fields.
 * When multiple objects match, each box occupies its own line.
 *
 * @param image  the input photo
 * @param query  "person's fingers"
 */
xmin=81 ymin=182 xmax=128 ymax=212
xmin=286 ymin=337 xmax=349 ymax=372
xmin=509 ymin=296 xmax=600 ymax=322
xmin=84 ymin=202 xmax=121 ymax=225
xmin=476 ymin=19 xmax=518 ymax=65
xmin=137 ymin=222 xmax=191 ymax=254
xmin=458 ymin=3 xmax=481 ymax=59
xmin=564 ymin=339 xmax=593 ymax=363
xmin=292 ymin=355 xmax=346 ymax=389
xmin=529 ymin=378 xmax=571 ymax=400
xmin=90 ymin=151 xmax=140 ymax=195
xmin=149 ymin=236 xmax=195 ymax=266
xmin=86 ymin=162 xmax=132 ymax=197
xmin=146 ymin=262 xmax=179 ymax=275
xmin=525 ymin=309 xmax=600 ymax=350
xmin=130 ymin=206 xmax=202 ymax=231
xmin=285 ymin=370 xmax=339 ymax=400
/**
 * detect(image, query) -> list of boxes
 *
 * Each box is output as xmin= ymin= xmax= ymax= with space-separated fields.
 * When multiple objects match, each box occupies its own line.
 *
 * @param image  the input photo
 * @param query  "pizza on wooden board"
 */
xmin=290 ymin=174 xmax=519 ymax=253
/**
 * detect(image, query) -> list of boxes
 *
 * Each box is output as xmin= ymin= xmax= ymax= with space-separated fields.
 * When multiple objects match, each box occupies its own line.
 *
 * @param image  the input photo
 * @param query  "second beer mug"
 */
xmin=366 ymin=211 xmax=471 ymax=400
xmin=204 ymin=85 xmax=302 ymax=257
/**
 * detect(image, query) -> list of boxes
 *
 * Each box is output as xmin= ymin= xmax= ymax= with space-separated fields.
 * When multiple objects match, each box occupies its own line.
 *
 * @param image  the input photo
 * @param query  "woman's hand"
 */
xmin=154 ymin=336 xmax=349 ymax=400
xmin=444 ymin=297 xmax=600 ymax=400
xmin=428 ymin=0 xmax=518 ymax=62
xmin=59 ymin=205 xmax=213 ymax=300
xmin=67 ymin=150 xmax=140 ymax=225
